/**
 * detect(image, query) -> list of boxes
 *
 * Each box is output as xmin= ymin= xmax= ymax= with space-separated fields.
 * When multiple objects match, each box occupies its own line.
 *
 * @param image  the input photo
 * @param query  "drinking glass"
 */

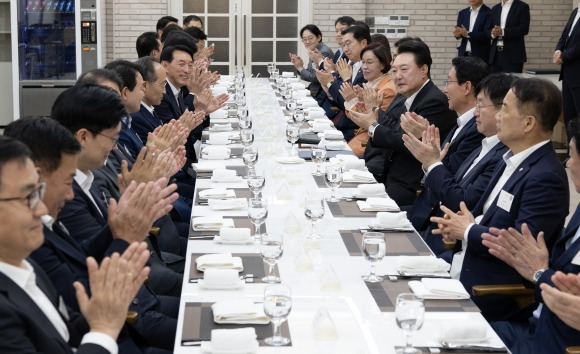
xmin=272 ymin=68 xmax=280 ymax=79
xmin=293 ymin=110 xmax=305 ymax=124
xmin=267 ymin=63 xmax=275 ymax=79
xmin=286 ymin=98 xmax=297 ymax=116
xmin=235 ymin=91 xmax=246 ymax=107
xmin=286 ymin=123 xmax=300 ymax=156
xmin=361 ymin=232 xmax=386 ymax=282
xmin=239 ymin=115 xmax=252 ymax=129
xmin=260 ymin=233 xmax=283 ymax=283
xmin=310 ymin=146 xmax=327 ymax=176
xmin=282 ymin=86 xmax=292 ymax=101
xmin=242 ymin=145 xmax=258 ymax=177
xmin=247 ymin=170 xmax=265 ymax=199
xmin=395 ymin=293 xmax=425 ymax=354
xmin=237 ymin=104 xmax=248 ymax=119
xmin=263 ymin=285 xmax=292 ymax=346
xmin=324 ymin=164 xmax=342 ymax=202
xmin=304 ymin=194 xmax=325 ymax=239
xmin=248 ymin=198 xmax=268 ymax=238
xmin=240 ymin=128 xmax=254 ymax=147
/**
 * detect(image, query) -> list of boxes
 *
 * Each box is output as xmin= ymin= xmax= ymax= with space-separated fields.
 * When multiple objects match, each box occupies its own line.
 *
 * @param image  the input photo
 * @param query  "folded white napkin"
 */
xmin=199 ymin=189 xmax=236 ymax=199
xmin=208 ymin=198 xmax=247 ymax=210
xmin=199 ymin=268 xmax=243 ymax=289
xmin=211 ymin=169 xmax=241 ymax=183
xmin=196 ymin=253 xmax=244 ymax=271
xmin=192 ymin=161 xmax=225 ymax=172
xmin=396 ymin=256 xmax=451 ymax=273
xmin=201 ymin=328 xmax=259 ymax=353
xmin=343 ymin=170 xmax=376 ymax=183
xmin=319 ymin=130 xmax=344 ymax=140
xmin=439 ymin=321 xmax=489 ymax=343
xmin=209 ymin=109 xmax=228 ymax=119
xmin=202 ymin=146 xmax=231 ymax=160
xmin=306 ymin=110 xmax=326 ymax=119
xmin=191 ymin=216 xmax=235 ymax=231
xmin=209 ymin=123 xmax=233 ymax=132
xmin=293 ymin=89 xmax=311 ymax=98
xmin=299 ymin=99 xmax=319 ymax=108
xmin=354 ymin=184 xmax=387 ymax=198
xmin=371 ymin=211 xmax=412 ymax=229
xmin=312 ymin=122 xmax=332 ymax=133
xmin=276 ymin=156 xmax=305 ymax=164
xmin=211 ymin=299 xmax=269 ymax=324
xmin=291 ymin=82 xmax=306 ymax=91
xmin=286 ymin=77 xmax=300 ymax=83
xmin=323 ymin=141 xmax=347 ymax=151
xmin=408 ymin=278 xmax=470 ymax=300
xmin=357 ymin=197 xmax=399 ymax=212
xmin=344 ymin=159 xmax=366 ymax=171
xmin=282 ymin=71 xmax=295 ymax=78
xmin=220 ymin=227 xmax=251 ymax=241
xmin=207 ymin=133 xmax=230 ymax=145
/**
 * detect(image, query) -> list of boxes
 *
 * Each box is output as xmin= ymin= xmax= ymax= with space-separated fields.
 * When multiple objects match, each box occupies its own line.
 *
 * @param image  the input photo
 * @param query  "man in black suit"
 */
xmin=350 ymin=39 xmax=457 ymax=206
xmin=0 ymin=135 xmax=150 ymax=354
xmin=486 ymin=0 xmax=530 ymax=73
xmin=453 ymin=0 xmax=492 ymax=62
xmin=554 ymin=5 xmax=580 ymax=143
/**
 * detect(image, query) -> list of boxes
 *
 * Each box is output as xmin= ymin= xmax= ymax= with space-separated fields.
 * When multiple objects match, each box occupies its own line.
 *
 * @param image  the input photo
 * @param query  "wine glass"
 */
xmin=286 ymin=98 xmax=297 ymax=117
xmin=240 ymin=128 xmax=254 ymax=147
xmin=263 ymin=285 xmax=292 ymax=346
xmin=395 ymin=293 xmax=425 ymax=354
xmin=237 ymin=104 xmax=248 ymax=119
xmin=248 ymin=198 xmax=268 ymax=238
xmin=324 ymin=164 xmax=342 ymax=202
xmin=304 ymin=194 xmax=325 ymax=239
xmin=242 ymin=145 xmax=258 ymax=177
xmin=293 ymin=110 xmax=305 ymax=124
xmin=235 ymin=91 xmax=246 ymax=107
xmin=267 ymin=63 xmax=275 ymax=79
xmin=282 ymin=86 xmax=292 ymax=101
xmin=239 ymin=115 xmax=252 ymax=129
xmin=247 ymin=170 xmax=265 ymax=199
xmin=260 ymin=233 xmax=283 ymax=283
xmin=310 ymin=146 xmax=327 ymax=175
xmin=286 ymin=123 xmax=300 ymax=156
xmin=361 ymin=232 xmax=386 ymax=283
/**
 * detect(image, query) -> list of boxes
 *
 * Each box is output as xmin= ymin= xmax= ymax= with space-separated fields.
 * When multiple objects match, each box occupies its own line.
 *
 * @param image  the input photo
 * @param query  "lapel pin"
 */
xmin=519 ymin=168 xmax=523 ymax=172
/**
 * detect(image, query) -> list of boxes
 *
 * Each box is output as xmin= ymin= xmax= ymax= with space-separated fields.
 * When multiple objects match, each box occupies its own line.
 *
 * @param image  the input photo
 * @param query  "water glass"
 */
xmin=286 ymin=123 xmax=300 ymax=156
xmin=293 ymin=110 xmax=305 ymax=124
xmin=324 ymin=164 xmax=342 ymax=202
xmin=248 ymin=198 xmax=268 ymax=238
xmin=311 ymin=146 xmax=327 ymax=175
xmin=247 ymin=170 xmax=265 ymax=199
xmin=240 ymin=128 xmax=254 ymax=147
xmin=361 ymin=232 xmax=386 ymax=283
xmin=286 ymin=98 xmax=297 ymax=115
xmin=260 ymin=233 xmax=283 ymax=283
xmin=267 ymin=63 xmax=275 ymax=79
xmin=237 ymin=104 xmax=248 ymax=119
xmin=242 ymin=145 xmax=258 ymax=177
xmin=263 ymin=285 xmax=292 ymax=346
xmin=395 ymin=293 xmax=425 ymax=354
xmin=304 ymin=194 xmax=325 ymax=239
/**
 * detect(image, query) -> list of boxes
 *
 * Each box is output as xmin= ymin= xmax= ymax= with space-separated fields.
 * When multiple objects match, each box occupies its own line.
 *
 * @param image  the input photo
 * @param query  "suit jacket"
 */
xmin=556 ymin=8 xmax=580 ymax=87
xmin=131 ymin=104 xmax=163 ymax=145
xmin=327 ymin=63 xmax=367 ymax=111
xmin=118 ymin=121 xmax=144 ymax=160
xmin=299 ymin=41 xmax=334 ymax=95
xmin=487 ymin=0 xmax=530 ymax=65
xmin=456 ymin=4 xmax=492 ymax=62
xmin=0 ymin=259 xmax=107 ymax=354
xmin=440 ymin=116 xmax=485 ymax=176
xmin=364 ymin=81 xmax=457 ymax=206
xmin=460 ymin=142 xmax=569 ymax=321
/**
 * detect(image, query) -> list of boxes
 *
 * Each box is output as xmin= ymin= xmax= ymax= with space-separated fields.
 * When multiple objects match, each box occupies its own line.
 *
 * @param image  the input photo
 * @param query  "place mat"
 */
xmin=298 ymin=150 xmax=355 ymax=160
xmin=339 ymin=230 xmax=432 ymax=256
xmin=327 ymin=200 xmax=379 ymax=218
xmin=188 ymin=252 xmax=278 ymax=284
xmin=195 ymin=188 xmax=252 ymax=206
xmin=395 ymin=347 xmax=506 ymax=354
xmin=181 ymin=302 xmax=291 ymax=346
xmin=210 ymin=120 xmax=239 ymax=128
xmin=365 ymin=280 xmax=479 ymax=313
xmin=195 ymin=165 xmax=247 ymax=179
xmin=189 ymin=216 xmax=265 ymax=237
xmin=296 ymin=132 xmax=320 ymax=145
xmin=313 ymin=175 xmax=361 ymax=189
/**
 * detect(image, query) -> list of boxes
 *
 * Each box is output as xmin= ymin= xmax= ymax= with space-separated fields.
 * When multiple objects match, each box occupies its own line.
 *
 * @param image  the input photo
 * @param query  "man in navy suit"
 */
xmin=0 ymin=135 xmax=151 ymax=354
xmin=453 ymin=0 xmax=492 ymax=63
xmin=481 ymin=117 xmax=580 ymax=353
xmin=431 ymin=77 xmax=570 ymax=321
xmin=486 ymin=0 xmax=530 ymax=73
xmin=554 ymin=5 xmax=580 ymax=144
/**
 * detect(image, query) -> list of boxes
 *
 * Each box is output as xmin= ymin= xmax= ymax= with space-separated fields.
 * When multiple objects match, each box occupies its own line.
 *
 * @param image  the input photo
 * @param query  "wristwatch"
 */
xmin=368 ymin=122 xmax=379 ymax=138
xmin=532 ymin=269 xmax=546 ymax=285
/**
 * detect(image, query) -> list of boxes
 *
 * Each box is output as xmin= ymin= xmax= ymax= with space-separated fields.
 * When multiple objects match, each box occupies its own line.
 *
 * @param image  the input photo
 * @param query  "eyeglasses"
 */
xmin=444 ymin=80 xmax=458 ymax=87
xmin=302 ymin=36 xmax=316 ymax=43
xmin=475 ymin=103 xmax=502 ymax=111
xmin=0 ymin=181 xmax=46 ymax=210
xmin=96 ymin=132 xmax=119 ymax=146
xmin=341 ymin=40 xmax=356 ymax=49
xmin=153 ymin=80 xmax=167 ymax=88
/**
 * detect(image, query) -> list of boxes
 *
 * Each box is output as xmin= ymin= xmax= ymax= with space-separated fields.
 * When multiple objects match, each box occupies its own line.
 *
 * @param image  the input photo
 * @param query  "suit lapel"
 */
xmin=45 ymin=225 xmax=88 ymax=266
xmin=456 ymin=146 xmax=482 ymax=181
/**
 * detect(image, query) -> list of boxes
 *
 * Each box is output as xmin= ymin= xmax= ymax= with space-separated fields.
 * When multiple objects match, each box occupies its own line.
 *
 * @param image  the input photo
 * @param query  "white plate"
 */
xmin=197 ymin=279 xmax=245 ymax=290
xmin=200 ymin=341 xmax=259 ymax=354
xmin=214 ymin=236 xmax=255 ymax=245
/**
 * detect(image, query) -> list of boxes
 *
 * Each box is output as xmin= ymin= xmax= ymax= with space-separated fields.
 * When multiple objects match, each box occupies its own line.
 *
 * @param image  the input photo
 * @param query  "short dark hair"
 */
xmin=183 ymin=15 xmax=203 ymax=27
xmin=136 ymin=31 xmax=159 ymax=58
xmin=76 ymin=69 xmax=123 ymax=92
xmin=341 ymin=25 xmax=371 ymax=45
xmin=475 ymin=73 xmax=515 ymax=106
xmin=160 ymin=44 xmax=195 ymax=63
xmin=371 ymin=34 xmax=390 ymax=49
xmin=451 ymin=56 xmax=490 ymax=90
xmin=394 ymin=36 xmax=423 ymax=49
xmin=300 ymin=24 xmax=323 ymax=41
xmin=395 ymin=38 xmax=432 ymax=74
xmin=0 ymin=136 xmax=31 ymax=189
xmin=568 ymin=116 xmax=580 ymax=155
xmin=160 ymin=24 xmax=183 ymax=44
xmin=104 ymin=60 xmax=143 ymax=91
xmin=335 ymin=16 xmax=356 ymax=27
xmin=4 ymin=117 xmax=81 ymax=174
xmin=163 ymin=32 xmax=198 ymax=54
xmin=354 ymin=21 xmax=370 ymax=32
xmin=156 ymin=16 xmax=178 ymax=31
xmin=360 ymin=42 xmax=392 ymax=74
xmin=184 ymin=26 xmax=207 ymax=41
xmin=511 ymin=77 xmax=563 ymax=133
xmin=135 ymin=56 xmax=158 ymax=83
xmin=51 ymin=84 xmax=127 ymax=135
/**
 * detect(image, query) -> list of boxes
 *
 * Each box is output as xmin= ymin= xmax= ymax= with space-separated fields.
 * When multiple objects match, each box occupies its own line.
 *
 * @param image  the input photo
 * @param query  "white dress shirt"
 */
xmin=461 ymin=135 xmax=501 ymax=178
xmin=167 ymin=80 xmax=182 ymax=109
xmin=75 ymin=169 xmax=104 ymax=217
xmin=450 ymin=108 xmax=476 ymax=142
xmin=466 ymin=5 xmax=482 ymax=52
xmin=405 ymin=79 xmax=430 ymax=112
xmin=569 ymin=4 xmax=580 ymax=37
xmin=497 ymin=0 xmax=514 ymax=43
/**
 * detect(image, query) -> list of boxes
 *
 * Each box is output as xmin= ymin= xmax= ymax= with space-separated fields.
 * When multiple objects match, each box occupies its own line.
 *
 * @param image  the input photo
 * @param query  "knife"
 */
xmin=383 ymin=273 xmax=452 ymax=280
xmin=437 ymin=342 xmax=507 ymax=352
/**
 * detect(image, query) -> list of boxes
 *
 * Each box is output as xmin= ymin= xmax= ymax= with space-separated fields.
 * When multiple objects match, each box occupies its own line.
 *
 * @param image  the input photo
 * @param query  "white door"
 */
xmin=172 ymin=0 xmax=309 ymax=76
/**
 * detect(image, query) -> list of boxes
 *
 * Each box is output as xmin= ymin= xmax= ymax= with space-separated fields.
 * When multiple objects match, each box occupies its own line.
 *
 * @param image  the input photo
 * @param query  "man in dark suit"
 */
xmin=453 ymin=0 xmax=492 ymax=63
xmin=0 ymin=135 xmax=150 ymax=354
xmin=350 ymin=39 xmax=457 ymax=206
xmin=486 ymin=0 xmax=530 ymax=73
xmin=431 ymin=78 xmax=570 ymax=321
xmin=554 ymin=6 xmax=580 ymax=143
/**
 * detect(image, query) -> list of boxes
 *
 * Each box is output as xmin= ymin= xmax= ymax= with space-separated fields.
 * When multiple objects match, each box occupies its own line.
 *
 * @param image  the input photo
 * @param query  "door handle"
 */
xmin=234 ymin=15 xmax=238 ymax=66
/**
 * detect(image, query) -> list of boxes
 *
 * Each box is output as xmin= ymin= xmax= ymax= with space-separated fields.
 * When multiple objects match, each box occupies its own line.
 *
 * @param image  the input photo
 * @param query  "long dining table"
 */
xmin=173 ymin=77 xmax=508 ymax=353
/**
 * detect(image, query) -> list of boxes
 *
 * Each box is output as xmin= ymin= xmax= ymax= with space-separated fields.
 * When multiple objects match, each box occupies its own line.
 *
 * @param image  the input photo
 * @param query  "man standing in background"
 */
xmin=453 ymin=0 xmax=492 ymax=63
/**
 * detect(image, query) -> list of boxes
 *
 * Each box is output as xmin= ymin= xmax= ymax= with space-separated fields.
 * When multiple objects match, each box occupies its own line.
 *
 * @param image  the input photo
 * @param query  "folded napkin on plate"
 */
xmin=291 ymin=82 xmax=306 ymax=91
xmin=319 ymin=130 xmax=344 ymax=140
xmin=354 ymin=184 xmax=387 ymax=198
xmin=439 ymin=321 xmax=489 ymax=343
xmin=201 ymin=268 xmax=242 ymax=288
xmin=276 ymin=156 xmax=305 ymax=164
xmin=371 ymin=211 xmax=411 ymax=229
xmin=323 ymin=141 xmax=347 ymax=151
xmin=196 ymin=253 xmax=244 ymax=271
xmin=306 ymin=110 xmax=326 ymax=119
xmin=299 ymin=99 xmax=319 ymax=108
xmin=212 ymin=299 xmax=269 ymax=324
xmin=357 ymin=197 xmax=399 ymax=212
xmin=207 ymin=133 xmax=230 ymax=145
xmin=202 ymin=146 xmax=231 ymax=160
xmin=209 ymin=109 xmax=228 ymax=119
xmin=209 ymin=123 xmax=233 ymax=132
xmin=344 ymin=159 xmax=366 ymax=171
xmin=343 ymin=170 xmax=376 ymax=183
xmin=201 ymin=328 xmax=259 ymax=353
xmin=396 ymin=256 xmax=451 ymax=273
xmin=192 ymin=161 xmax=224 ymax=172
xmin=282 ymin=71 xmax=295 ymax=78
xmin=191 ymin=216 xmax=235 ymax=231
xmin=220 ymin=227 xmax=252 ymax=241
xmin=293 ymin=89 xmax=311 ymax=98
xmin=211 ymin=169 xmax=240 ymax=183
xmin=312 ymin=123 xmax=332 ymax=133
xmin=199 ymin=188 xmax=236 ymax=199
xmin=408 ymin=278 xmax=470 ymax=299
xmin=208 ymin=198 xmax=247 ymax=210
xmin=286 ymin=77 xmax=300 ymax=83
